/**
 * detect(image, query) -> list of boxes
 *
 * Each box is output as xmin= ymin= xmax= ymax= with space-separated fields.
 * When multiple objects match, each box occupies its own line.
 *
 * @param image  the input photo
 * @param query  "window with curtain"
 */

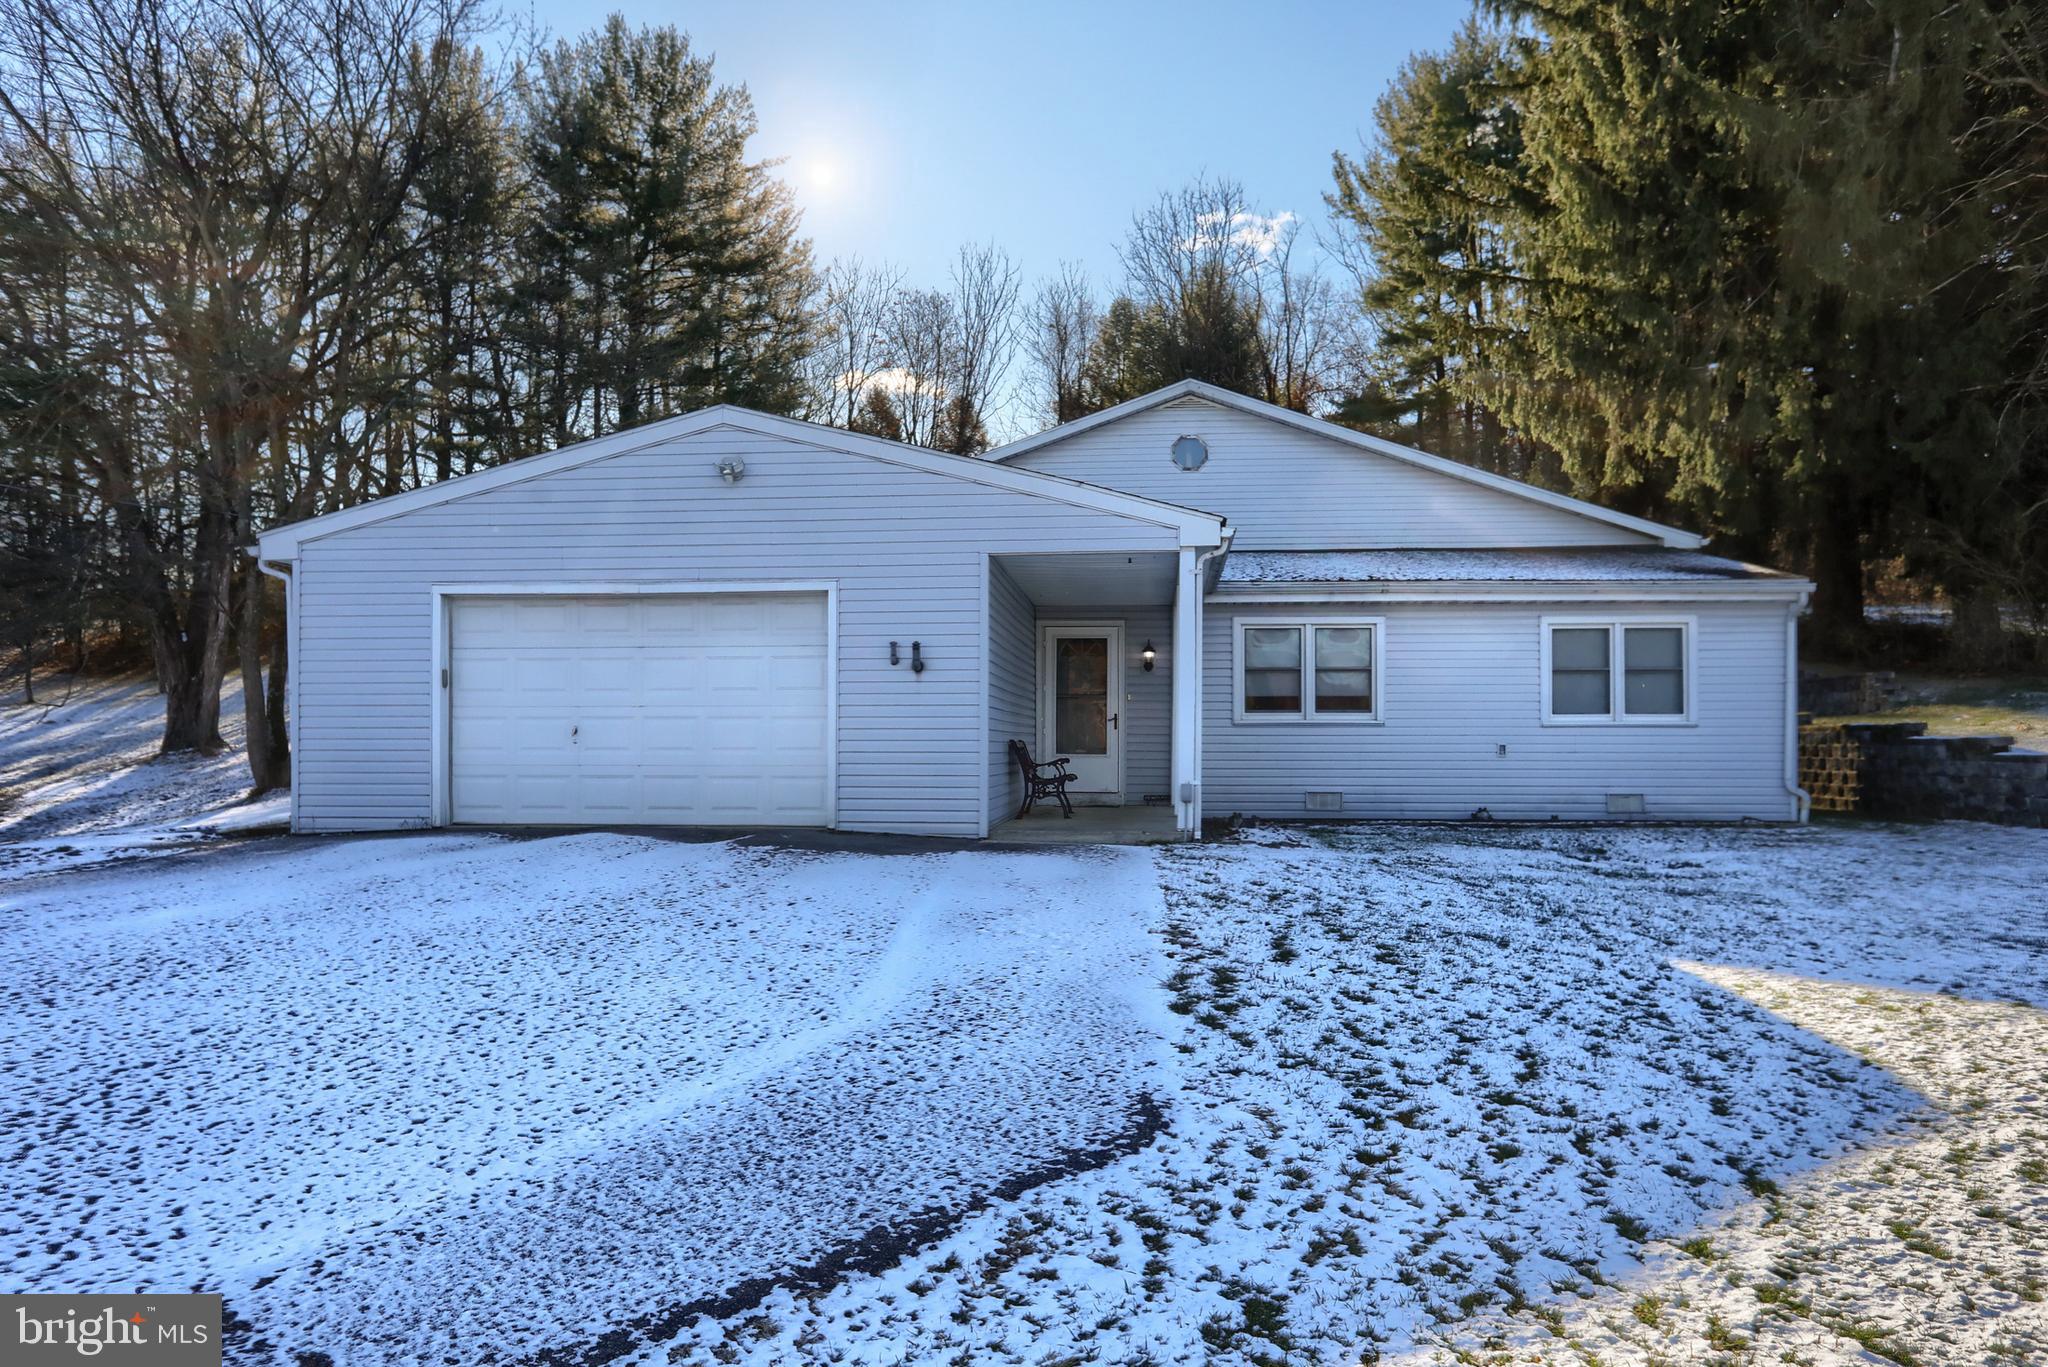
xmin=1241 ymin=626 xmax=1303 ymax=713
xmin=1237 ymin=619 xmax=1382 ymax=720
xmin=1545 ymin=620 xmax=1690 ymax=722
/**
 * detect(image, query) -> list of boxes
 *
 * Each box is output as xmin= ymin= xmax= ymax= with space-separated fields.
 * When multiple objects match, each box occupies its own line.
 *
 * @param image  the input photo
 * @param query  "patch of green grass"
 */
xmin=1630 ymin=1293 xmax=1663 ymax=1328
xmin=1819 ymin=1314 xmax=1921 ymax=1366
xmin=1885 ymin=1220 xmax=1952 ymax=1260
xmin=1704 ymin=1312 xmax=1749 ymax=1351
xmin=1605 ymin=1211 xmax=1650 ymax=1243
xmin=1677 ymin=1235 xmax=1715 ymax=1261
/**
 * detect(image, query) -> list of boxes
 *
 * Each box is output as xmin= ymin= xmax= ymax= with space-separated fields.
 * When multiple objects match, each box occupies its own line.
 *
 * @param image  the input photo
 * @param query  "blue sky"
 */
xmin=526 ymin=0 xmax=1477 ymax=292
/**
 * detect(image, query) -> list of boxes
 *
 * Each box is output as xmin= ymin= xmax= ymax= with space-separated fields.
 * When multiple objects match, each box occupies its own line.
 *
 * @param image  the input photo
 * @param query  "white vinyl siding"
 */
xmin=1006 ymin=396 xmax=1657 ymax=550
xmin=1203 ymin=600 xmax=1793 ymax=821
xmin=291 ymin=427 xmax=1182 ymax=837
xmin=986 ymin=560 xmax=1036 ymax=822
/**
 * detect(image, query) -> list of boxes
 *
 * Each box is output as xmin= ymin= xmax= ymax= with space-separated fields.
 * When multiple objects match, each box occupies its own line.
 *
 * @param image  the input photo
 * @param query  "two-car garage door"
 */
xmin=448 ymin=592 xmax=830 ymax=826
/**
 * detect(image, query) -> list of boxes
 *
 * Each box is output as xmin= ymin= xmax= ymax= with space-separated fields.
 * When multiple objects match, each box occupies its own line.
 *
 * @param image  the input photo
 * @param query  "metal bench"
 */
xmin=1009 ymin=738 xmax=1075 ymax=818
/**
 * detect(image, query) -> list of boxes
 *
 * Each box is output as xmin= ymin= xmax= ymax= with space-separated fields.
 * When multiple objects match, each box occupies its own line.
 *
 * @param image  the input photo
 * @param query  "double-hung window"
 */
xmin=1542 ymin=618 xmax=1693 ymax=723
xmin=1235 ymin=618 xmax=1384 ymax=722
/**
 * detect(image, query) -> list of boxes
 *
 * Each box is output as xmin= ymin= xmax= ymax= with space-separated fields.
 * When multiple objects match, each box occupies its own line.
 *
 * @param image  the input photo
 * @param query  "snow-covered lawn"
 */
xmin=649 ymin=821 xmax=2046 ymax=1367
xmin=4 ymin=819 xmax=2043 ymax=1366
xmin=1 ymin=673 xmax=288 ymax=874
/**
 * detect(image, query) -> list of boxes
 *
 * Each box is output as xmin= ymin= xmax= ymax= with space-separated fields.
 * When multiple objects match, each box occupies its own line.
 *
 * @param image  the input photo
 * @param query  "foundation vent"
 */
xmin=1606 ymin=793 xmax=1647 ymax=816
xmin=1304 ymin=791 xmax=1344 ymax=813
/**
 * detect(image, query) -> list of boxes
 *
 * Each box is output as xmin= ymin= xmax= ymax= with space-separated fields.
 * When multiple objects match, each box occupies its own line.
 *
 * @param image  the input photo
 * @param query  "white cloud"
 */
xmin=1191 ymin=209 xmax=1298 ymax=259
xmin=836 ymin=367 xmax=948 ymax=400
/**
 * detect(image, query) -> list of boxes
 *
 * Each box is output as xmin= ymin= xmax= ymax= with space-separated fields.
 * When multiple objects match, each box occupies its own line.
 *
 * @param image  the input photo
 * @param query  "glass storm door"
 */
xmin=1040 ymin=625 xmax=1122 ymax=796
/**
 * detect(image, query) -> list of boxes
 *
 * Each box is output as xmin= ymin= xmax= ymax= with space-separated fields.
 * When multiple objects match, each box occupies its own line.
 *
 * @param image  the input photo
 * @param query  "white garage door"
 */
xmin=449 ymin=593 xmax=830 ymax=826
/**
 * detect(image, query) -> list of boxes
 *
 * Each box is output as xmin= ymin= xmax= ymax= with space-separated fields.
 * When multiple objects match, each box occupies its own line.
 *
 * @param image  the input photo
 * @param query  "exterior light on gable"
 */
xmin=1170 ymin=435 xmax=1208 ymax=471
xmin=716 ymin=457 xmax=746 ymax=483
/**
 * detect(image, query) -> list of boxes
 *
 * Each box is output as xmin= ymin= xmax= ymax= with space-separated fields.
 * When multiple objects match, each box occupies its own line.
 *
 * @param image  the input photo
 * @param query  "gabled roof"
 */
xmin=254 ymin=405 xmax=1228 ymax=558
xmin=984 ymin=379 xmax=1707 ymax=551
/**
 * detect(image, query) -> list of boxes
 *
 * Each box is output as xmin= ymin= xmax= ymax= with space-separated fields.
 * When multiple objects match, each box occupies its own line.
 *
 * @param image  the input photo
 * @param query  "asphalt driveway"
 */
xmin=0 ymin=832 xmax=1174 ymax=1365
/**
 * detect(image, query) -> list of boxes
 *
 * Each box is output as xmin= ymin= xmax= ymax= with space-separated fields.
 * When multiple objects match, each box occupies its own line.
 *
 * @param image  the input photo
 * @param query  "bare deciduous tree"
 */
xmin=1026 ymin=263 xmax=1099 ymax=424
xmin=812 ymin=243 xmax=1019 ymax=453
xmin=802 ymin=257 xmax=902 ymax=426
xmin=942 ymin=242 xmax=1020 ymax=452
xmin=883 ymin=287 xmax=953 ymax=449
xmin=1260 ymin=222 xmax=1352 ymax=413
xmin=0 ymin=0 xmax=489 ymax=785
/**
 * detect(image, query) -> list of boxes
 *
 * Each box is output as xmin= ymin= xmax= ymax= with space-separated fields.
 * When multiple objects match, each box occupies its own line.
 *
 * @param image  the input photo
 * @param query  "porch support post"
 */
xmin=1171 ymin=547 xmax=1203 ymax=839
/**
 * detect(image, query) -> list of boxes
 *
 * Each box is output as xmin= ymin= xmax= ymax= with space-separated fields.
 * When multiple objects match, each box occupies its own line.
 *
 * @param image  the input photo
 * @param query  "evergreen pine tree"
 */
xmin=1328 ymin=23 xmax=1554 ymax=479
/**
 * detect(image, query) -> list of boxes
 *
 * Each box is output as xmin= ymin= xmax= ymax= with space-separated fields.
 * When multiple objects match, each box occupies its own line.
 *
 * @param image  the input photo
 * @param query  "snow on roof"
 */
xmin=1218 ymin=547 xmax=1798 ymax=584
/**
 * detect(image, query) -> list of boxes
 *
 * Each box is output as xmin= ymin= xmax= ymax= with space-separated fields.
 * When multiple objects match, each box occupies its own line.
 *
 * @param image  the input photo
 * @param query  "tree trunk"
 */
xmin=1807 ymin=489 xmax=1866 ymax=654
xmin=145 ymin=505 xmax=232 ymax=755
xmin=1947 ymin=587 xmax=2007 ymax=669
xmin=265 ymin=616 xmax=290 ymax=788
xmin=158 ymin=644 xmax=227 ymax=752
xmin=237 ymin=557 xmax=278 ymax=791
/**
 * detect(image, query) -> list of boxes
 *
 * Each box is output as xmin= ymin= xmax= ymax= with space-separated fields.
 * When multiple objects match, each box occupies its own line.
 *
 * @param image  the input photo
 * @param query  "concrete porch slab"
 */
xmin=990 ymin=803 xmax=1182 ymax=846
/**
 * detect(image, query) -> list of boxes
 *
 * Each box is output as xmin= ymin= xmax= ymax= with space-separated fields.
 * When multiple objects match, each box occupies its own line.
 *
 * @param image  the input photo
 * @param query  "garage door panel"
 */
xmin=449 ymin=714 xmax=517 ymax=758
xmin=574 ymin=652 xmax=641 ymax=699
xmin=575 ymin=600 xmax=636 ymax=636
xmin=512 ymin=656 xmax=576 ymax=694
xmin=637 ymin=597 xmax=697 ymax=632
xmin=450 ymin=593 xmax=830 ymax=826
xmin=512 ymin=599 xmax=576 ymax=633
xmin=510 ymin=775 xmax=577 ymax=820
xmin=450 ymin=600 xmax=518 ymax=645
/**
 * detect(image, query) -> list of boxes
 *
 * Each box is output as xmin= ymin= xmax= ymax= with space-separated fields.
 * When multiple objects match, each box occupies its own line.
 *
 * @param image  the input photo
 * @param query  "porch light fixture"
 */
xmin=1141 ymin=641 xmax=1157 ymax=672
xmin=716 ymin=456 xmax=746 ymax=483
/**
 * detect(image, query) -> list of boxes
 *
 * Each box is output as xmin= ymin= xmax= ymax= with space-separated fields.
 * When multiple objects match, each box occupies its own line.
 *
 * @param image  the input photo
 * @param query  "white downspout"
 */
xmin=1173 ymin=535 xmax=1230 ymax=841
xmin=1172 ymin=549 xmax=1199 ymax=838
xmin=252 ymin=552 xmax=300 ymax=834
xmin=1784 ymin=598 xmax=1811 ymax=824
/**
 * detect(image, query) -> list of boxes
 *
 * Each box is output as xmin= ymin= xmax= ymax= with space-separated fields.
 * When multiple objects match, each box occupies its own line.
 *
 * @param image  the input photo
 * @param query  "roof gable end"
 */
xmin=255 ymin=406 xmax=1227 ymax=557
xmin=986 ymin=380 xmax=1705 ymax=550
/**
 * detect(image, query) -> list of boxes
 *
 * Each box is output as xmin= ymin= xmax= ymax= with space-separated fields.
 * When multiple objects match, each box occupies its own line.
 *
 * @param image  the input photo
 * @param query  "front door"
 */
xmin=1040 ymin=624 xmax=1122 ymax=797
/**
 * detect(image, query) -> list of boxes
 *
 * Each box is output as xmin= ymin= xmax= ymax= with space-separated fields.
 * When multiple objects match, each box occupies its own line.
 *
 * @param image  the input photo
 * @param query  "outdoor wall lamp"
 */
xmin=716 ymin=456 xmax=746 ymax=483
xmin=1141 ymin=640 xmax=1156 ymax=672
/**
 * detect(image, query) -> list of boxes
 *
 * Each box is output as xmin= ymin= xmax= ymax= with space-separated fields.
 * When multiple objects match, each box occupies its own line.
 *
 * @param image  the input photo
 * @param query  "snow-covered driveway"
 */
xmin=0 ymin=833 xmax=1173 ymax=1365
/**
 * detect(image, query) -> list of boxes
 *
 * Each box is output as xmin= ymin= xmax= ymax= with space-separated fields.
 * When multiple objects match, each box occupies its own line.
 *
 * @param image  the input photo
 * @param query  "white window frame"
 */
xmin=1232 ymin=616 xmax=1386 ymax=723
xmin=1539 ymin=615 xmax=1697 ymax=726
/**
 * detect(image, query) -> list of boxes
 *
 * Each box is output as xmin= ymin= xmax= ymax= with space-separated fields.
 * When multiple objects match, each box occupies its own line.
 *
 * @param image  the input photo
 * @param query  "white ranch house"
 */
xmin=253 ymin=381 xmax=1813 ymax=839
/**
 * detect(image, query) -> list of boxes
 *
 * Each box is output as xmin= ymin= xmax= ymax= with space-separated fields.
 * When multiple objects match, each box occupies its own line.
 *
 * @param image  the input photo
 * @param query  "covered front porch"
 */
xmin=986 ymin=547 xmax=1215 ymax=840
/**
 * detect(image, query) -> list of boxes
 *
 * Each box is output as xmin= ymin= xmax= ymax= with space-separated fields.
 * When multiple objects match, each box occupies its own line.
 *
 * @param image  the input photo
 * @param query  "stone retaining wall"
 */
xmin=1799 ymin=721 xmax=2048 ymax=826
